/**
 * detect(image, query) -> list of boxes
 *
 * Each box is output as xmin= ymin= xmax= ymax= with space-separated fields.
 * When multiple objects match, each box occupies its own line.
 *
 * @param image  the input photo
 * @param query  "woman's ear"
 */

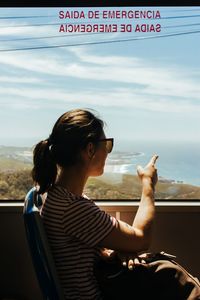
xmin=80 ymin=142 xmax=96 ymax=162
xmin=87 ymin=142 xmax=95 ymax=159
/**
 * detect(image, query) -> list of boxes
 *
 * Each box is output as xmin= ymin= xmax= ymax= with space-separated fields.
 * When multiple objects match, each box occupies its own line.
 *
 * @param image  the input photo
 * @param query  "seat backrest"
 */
xmin=23 ymin=187 xmax=65 ymax=300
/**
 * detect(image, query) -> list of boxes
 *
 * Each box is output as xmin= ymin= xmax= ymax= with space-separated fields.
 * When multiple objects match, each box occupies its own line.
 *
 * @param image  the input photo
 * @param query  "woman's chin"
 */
xmin=90 ymin=168 xmax=104 ymax=177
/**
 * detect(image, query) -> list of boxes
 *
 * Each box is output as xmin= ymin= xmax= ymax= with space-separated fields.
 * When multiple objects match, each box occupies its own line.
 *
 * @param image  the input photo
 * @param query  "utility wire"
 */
xmin=1 ymin=9 xmax=200 ymax=19
xmin=0 ymin=31 xmax=102 ymax=42
xmin=166 ymin=8 xmax=200 ymax=13
xmin=0 ymin=29 xmax=199 ymax=53
xmin=161 ymin=14 xmax=200 ymax=19
xmin=0 ymin=15 xmax=55 ymax=19
xmin=1 ymin=23 xmax=200 ymax=43
xmin=0 ymin=22 xmax=68 ymax=28
xmin=1 ymin=14 xmax=200 ymax=28
xmin=1 ymin=8 xmax=200 ymax=19
xmin=164 ymin=22 xmax=200 ymax=28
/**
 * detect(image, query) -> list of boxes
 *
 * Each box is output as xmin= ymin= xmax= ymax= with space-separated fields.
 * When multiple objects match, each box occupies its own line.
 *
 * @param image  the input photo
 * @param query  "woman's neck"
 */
xmin=56 ymin=165 xmax=88 ymax=197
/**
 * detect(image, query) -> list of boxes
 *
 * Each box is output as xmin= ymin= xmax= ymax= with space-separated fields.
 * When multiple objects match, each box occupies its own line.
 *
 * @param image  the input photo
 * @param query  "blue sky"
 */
xmin=0 ymin=7 xmax=200 ymax=148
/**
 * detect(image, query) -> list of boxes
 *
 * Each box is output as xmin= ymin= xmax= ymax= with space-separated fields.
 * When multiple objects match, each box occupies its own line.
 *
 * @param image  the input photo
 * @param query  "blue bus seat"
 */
xmin=23 ymin=187 xmax=65 ymax=300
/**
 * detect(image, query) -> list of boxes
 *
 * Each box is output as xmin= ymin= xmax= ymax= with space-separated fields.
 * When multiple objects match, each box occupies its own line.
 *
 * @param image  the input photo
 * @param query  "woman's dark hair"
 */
xmin=32 ymin=108 xmax=104 ymax=194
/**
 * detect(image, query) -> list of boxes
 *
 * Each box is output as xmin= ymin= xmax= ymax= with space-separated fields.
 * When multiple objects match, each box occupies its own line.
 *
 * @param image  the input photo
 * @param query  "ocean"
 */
xmin=103 ymin=140 xmax=200 ymax=187
xmin=1 ymin=139 xmax=200 ymax=187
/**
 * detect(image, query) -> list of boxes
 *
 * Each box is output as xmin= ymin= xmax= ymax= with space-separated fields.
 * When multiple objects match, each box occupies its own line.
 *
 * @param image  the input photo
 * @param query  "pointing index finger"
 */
xmin=149 ymin=154 xmax=159 ymax=166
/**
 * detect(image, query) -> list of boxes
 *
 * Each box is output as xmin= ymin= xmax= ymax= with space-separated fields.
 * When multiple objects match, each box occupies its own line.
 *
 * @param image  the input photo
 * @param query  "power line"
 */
xmin=0 ymin=22 xmax=65 ymax=28
xmin=1 ymin=23 xmax=200 ymax=43
xmin=164 ymin=22 xmax=200 ymax=29
xmin=0 ymin=29 xmax=199 ymax=53
xmin=1 ymin=8 xmax=200 ymax=19
xmin=0 ymin=32 xmax=102 ymax=42
xmin=1 ymin=14 xmax=200 ymax=28
xmin=0 ymin=15 xmax=55 ymax=19
xmin=161 ymin=14 xmax=200 ymax=20
xmin=1 ymin=9 xmax=200 ymax=19
xmin=165 ymin=9 xmax=200 ymax=13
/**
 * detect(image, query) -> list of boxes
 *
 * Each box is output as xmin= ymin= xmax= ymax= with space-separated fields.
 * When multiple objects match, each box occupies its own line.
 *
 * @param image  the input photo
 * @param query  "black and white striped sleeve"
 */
xmin=62 ymin=198 xmax=117 ymax=247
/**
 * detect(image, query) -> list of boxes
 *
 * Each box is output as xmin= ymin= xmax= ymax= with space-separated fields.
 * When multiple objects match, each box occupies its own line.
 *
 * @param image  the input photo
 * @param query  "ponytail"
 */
xmin=31 ymin=139 xmax=57 ymax=194
xmin=31 ymin=109 xmax=104 ymax=194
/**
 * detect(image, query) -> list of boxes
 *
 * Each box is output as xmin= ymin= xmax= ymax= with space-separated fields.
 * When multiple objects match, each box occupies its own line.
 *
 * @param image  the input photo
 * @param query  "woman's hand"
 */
xmin=137 ymin=154 xmax=159 ymax=190
xmin=100 ymin=248 xmax=115 ymax=260
xmin=117 ymin=252 xmax=149 ymax=270
xmin=100 ymin=249 xmax=141 ymax=269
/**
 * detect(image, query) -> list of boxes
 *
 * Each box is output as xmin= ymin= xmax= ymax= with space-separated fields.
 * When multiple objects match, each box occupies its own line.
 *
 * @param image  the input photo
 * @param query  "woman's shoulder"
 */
xmin=41 ymin=185 xmax=77 ymax=215
xmin=47 ymin=184 xmax=91 ymax=204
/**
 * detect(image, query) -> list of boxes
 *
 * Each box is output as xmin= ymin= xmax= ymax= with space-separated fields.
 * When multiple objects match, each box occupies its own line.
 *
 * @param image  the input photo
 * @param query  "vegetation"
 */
xmin=0 ymin=170 xmax=33 ymax=200
xmin=85 ymin=174 xmax=200 ymax=200
xmin=1 ymin=169 xmax=200 ymax=200
xmin=0 ymin=146 xmax=199 ymax=200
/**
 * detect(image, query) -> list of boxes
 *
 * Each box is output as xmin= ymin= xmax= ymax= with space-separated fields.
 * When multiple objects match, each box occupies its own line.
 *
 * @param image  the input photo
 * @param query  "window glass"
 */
xmin=0 ymin=7 xmax=200 ymax=200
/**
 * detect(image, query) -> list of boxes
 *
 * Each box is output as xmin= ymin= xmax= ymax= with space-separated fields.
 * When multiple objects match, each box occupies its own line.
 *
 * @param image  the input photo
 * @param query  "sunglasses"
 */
xmin=98 ymin=138 xmax=114 ymax=153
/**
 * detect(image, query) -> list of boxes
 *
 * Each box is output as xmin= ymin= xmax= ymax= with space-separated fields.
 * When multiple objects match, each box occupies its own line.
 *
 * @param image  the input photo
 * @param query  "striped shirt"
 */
xmin=40 ymin=184 xmax=117 ymax=300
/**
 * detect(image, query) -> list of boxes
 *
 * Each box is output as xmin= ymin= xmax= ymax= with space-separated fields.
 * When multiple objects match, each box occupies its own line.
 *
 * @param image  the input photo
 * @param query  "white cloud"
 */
xmin=0 ymin=20 xmax=57 ymax=37
xmin=0 ymin=86 xmax=200 ymax=114
xmin=0 ymin=24 xmax=35 ymax=36
xmin=0 ymin=76 xmax=42 ymax=84
xmin=0 ymin=47 xmax=199 ymax=112
xmin=67 ymin=46 xmax=141 ymax=66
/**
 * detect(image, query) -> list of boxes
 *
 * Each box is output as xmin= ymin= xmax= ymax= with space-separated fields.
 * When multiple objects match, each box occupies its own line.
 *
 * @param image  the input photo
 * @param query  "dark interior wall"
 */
xmin=0 ymin=204 xmax=199 ymax=300
xmin=120 ymin=210 xmax=200 ymax=279
xmin=0 ymin=207 xmax=43 ymax=300
xmin=152 ymin=211 xmax=200 ymax=279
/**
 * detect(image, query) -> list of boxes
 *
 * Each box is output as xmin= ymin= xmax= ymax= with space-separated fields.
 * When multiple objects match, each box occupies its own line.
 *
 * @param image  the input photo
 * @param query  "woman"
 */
xmin=32 ymin=108 xmax=199 ymax=300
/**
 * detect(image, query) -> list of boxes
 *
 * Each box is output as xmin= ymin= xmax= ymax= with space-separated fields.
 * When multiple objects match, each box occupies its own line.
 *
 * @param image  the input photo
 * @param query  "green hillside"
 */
xmin=0 ymin=169 xmax=33 ymax=200
xmin=85 ymin=174 xmax=200 ymax=200
xmin=0 ymin=157 xmax=32 ymax=171
xmin=0 ymin=148 xmax=199 ymax=200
